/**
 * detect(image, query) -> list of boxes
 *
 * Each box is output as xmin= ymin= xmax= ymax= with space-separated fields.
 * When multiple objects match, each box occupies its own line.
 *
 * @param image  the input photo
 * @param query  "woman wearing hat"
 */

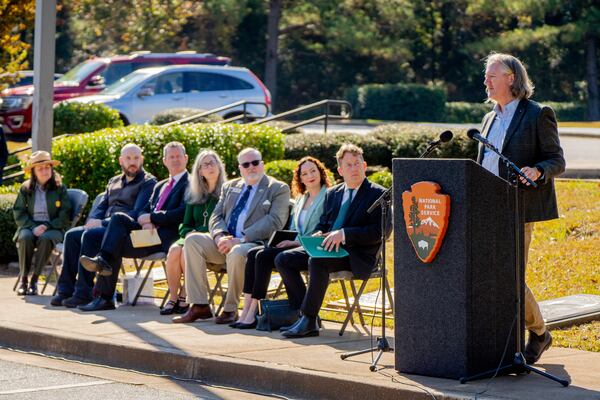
xmin=13 ymin=151 xmax=71 ymax=295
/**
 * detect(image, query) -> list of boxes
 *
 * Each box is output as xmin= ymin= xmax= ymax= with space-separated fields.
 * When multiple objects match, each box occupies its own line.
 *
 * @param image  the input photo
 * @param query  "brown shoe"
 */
xmin=215 ymin=310 xmax=238 ymax=324
xmin=172 ymin=304 xmax=213 ymax=323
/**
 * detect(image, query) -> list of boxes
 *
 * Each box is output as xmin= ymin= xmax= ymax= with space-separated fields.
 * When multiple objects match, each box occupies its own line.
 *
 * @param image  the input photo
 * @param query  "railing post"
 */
xmin=243 ymin=103 xmax=247 ymax=124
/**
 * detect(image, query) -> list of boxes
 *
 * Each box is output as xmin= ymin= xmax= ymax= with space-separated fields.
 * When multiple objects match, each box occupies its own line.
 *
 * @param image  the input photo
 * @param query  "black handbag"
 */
xmin=256 ymin=299 xmax=299 ymax=332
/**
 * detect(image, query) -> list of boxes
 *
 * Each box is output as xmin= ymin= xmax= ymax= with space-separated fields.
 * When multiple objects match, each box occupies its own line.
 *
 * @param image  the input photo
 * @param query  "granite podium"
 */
xmin=392 ymin=158 xmax=525 ymax=380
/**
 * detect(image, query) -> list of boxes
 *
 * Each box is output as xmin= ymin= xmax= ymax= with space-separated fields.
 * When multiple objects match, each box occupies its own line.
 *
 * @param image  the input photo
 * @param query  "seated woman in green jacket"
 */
xmin=161 ymin=149 xmax=227 ymax=315
xmin=233 ymin=156 xmax=331 ymax=329
xmin=13 ymin=151 xmax=71 ymax=296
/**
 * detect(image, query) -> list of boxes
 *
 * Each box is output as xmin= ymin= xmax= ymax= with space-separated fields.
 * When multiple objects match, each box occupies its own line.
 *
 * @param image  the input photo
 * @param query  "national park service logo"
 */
xmin=402 ymin=181 xmax=450 ymax=263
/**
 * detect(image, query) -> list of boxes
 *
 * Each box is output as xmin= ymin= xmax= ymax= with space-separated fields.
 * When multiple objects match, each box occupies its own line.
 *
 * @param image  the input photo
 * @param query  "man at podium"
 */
xmin=479 ymin=53 xmax=565 ymax=365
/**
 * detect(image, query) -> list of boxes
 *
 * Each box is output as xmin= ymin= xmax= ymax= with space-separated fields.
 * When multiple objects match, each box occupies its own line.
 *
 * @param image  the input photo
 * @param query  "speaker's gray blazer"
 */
xmin=209 ymin=174 xmax=290 ymax=242
xmin=477 ymin=98 xmax=565 ymax=222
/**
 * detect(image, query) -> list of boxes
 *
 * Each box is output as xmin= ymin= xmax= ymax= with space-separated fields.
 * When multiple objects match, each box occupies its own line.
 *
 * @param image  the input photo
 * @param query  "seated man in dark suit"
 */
xmin=275 ymin=143 xmax=388 ymax=338
xmin=79 ymin=141 xmax=189 ymax=311
xmin=51 ymin=143 xmax=156 ymax=308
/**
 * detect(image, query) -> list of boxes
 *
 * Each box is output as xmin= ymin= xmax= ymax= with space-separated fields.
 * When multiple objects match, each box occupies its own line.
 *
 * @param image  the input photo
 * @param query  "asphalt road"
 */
xmin=0 ymin=349 xmax=278 ymax=400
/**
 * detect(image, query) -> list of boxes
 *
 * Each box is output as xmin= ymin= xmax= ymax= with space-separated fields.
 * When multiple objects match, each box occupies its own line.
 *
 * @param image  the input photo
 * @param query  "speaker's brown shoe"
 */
xmin=215 ymin=310 xmax=238 ymax=325
xmin=524 ymin=330 xmax=552 ymax=365
xmin=172 ymin=304 xmax=213 ymax=323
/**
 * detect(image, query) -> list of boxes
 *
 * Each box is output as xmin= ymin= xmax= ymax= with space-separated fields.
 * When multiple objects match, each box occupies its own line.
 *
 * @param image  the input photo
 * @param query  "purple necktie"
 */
xmin=155 ymin=178 xmax=175 ymax=211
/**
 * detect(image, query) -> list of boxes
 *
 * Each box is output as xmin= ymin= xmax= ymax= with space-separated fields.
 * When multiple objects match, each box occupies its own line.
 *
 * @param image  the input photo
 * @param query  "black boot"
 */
xmin=27 ymin=274 xmax=39 ymax=296
xmin=17 ymin=276 xmax=28 ymax=296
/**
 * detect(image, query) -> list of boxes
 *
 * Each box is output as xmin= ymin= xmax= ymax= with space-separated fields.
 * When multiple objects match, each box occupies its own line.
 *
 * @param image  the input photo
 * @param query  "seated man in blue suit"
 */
xmin=51 ymin=143 xmax=156 ymax=308
xmin=276 ymin=144 xmax=389 ymax=338
xmin=79 ymin=141 xmax=189 ymax=311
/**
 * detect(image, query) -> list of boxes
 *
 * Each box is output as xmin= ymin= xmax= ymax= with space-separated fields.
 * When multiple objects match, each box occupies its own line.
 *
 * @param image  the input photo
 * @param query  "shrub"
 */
xmin=544 ymin=101 xmax=586 ymax=122
xmin=345 ymin=83 xmax=446 ymax=122
xmin=0 ymin=194 xmax=17 ymax=262
xmin=284 ymin=133 xmax=391 ymax=171
xmin=52 ymin=123 xmax=284 ymax=201
xmin=369 ymin=170 xmax=392 ymax=188
xmin=445 ymin=102 xmax=491 ymax=123
xmin=149 ymin=108 xmax=223 ymax=125
xmin=264 ymin=160 xmax=297 ymax=186
xmin=0 ymin=182 xmax=20 ymax=195
xmin=54 ymin=102 xmax=124 ymax=135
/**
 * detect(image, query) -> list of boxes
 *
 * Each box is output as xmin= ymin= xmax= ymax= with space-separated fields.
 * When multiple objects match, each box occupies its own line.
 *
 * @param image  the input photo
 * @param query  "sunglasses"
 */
xmin=240 ymin=159 xmax=261 ymax=169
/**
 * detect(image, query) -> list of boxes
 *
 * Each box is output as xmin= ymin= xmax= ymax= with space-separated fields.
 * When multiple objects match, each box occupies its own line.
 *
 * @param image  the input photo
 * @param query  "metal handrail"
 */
xmin=161 ymin=100 xmax=269 ymax=127
xmin=2 ymin=133 xmax=74 ymax=183
xmin=250 ymin=99 xmax=352 ymax=134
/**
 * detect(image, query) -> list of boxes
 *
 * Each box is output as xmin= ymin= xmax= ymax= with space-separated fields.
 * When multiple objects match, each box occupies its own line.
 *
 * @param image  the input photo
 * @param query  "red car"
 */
xmin=0 ymin=51 xmax=230 ymax=135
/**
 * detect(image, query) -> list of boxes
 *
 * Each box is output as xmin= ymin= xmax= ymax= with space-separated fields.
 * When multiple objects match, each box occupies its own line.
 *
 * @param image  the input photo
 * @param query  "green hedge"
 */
xmin=264 ymin=160 xmax=297 ymax=186
xmin=0 ymin=194 xmax=17 ymax=262
xmin=345 ymin=83 xmax=446 ymax=122
xmin=0 ymin=183 xmax=20 ymax=195
xmin=52 ymin=124 xmax=285 ymax=202
xmin=284 ymin=124 xmax=477 ymax=171
xmin=54 ymin=102 xmax=124 ymax=135
xmin=369 ymin=170 xmax=392 ymax=188
xmin=544 ymin=101 xmax=587 ymax=122
xmin=149 ymin=108 xmax=223 ymax=125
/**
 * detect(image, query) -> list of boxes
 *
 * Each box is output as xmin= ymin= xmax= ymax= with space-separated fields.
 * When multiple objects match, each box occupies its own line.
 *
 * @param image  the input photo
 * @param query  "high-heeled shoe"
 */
xmin=236 ymin=318 xmax=258 ymax=329
xmin=160 ymin=300 xmax=177 ymax=315
xmin=174 ymin=297 xmax=189 ymax=314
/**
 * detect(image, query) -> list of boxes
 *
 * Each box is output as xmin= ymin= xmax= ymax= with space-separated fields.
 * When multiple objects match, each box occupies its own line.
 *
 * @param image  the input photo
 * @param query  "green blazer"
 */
xmin=176 ymin=196 xmax=218 ymax=245
xmin=289 ymin=185 xmax=327 ymax=236
xmin=13 ymin=183 xmax=72 ymax=241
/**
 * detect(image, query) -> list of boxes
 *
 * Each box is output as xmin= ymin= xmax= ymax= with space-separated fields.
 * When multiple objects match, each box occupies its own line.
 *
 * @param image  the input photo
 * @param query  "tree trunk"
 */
xmin=265 ymin=0 xmax=281 ymax=111
xmin=586 ymin=36 xmax=600 ymax=120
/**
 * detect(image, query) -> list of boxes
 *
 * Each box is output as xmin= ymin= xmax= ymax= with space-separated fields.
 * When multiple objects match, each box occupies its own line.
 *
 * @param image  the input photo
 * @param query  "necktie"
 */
xmin=331 ymin=188 xmax=354 ymax=230
xmin=227 ymin=185 xmax=252 ymax=236
xmin=155 ymin=178 xmax=175 ymax=211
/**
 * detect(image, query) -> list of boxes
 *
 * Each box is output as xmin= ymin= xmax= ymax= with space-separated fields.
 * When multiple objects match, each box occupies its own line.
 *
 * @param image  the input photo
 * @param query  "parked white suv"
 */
xmin=65 ymin=65 xmax=271 ymax=124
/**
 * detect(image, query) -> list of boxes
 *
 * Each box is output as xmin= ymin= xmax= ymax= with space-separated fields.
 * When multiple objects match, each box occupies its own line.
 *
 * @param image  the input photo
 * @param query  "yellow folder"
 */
xmin=130 ymin=229 xmax=162 ymax=248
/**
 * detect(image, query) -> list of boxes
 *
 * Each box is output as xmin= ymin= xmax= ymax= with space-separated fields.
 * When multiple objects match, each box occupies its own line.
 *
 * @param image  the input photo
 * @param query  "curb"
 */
xmin=0 ymin=324 xmax=472 ymax=400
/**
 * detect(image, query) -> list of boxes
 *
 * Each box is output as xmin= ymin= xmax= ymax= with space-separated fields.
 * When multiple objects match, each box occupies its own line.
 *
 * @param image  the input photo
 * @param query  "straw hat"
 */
xmin=24 ymin=151 xmax=61 ymax=173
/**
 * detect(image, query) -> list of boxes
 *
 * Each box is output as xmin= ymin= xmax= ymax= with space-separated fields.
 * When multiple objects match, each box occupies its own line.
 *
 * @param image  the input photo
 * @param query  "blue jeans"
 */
xmin=56 ymin=225 xmax=106 ymax=300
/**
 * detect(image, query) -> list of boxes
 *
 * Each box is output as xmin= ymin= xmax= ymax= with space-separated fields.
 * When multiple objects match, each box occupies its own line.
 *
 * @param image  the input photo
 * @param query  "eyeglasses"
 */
xmin=200 ymin=160 xmax=216 ymax=169
xmin=240 ymin=159 xmax=261 ymax=169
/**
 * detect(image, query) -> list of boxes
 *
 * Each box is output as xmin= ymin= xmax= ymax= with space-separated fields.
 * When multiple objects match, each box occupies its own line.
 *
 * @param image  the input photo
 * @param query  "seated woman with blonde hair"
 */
xmin=233 ymin=156 xmax=331 ymax=328
xmin=161 ymin=150 xmax=226 ymax=315
xmin=13 ymin=151 xmax=71 ymax=296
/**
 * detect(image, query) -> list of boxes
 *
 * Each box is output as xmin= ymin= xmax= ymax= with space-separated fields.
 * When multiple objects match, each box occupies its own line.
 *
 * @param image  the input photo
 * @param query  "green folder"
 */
xmin=299 ymin=236 xmax=349 ymax=258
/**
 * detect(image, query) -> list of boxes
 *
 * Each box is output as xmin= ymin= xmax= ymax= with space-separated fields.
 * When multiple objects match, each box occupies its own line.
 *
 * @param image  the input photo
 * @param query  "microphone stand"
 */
xmin=460 ymin=147 xmax=568 ymax=386
xmin=340 ymin=187 xmax=393 ymax=371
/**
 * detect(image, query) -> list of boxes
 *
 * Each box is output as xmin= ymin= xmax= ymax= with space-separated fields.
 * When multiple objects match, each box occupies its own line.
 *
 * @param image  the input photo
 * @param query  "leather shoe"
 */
xmin=281 ymin=316 xmax=319 ymax=338
xmin=50 ymin=294 xmax=69 ymax=307
xmin=78 ymin=297 xmax=116 ymax=312
xmin=160 ymin=300 xmax=177 ymax=315
xmin=172 ymin=304 xmax=213 ymax=323
xmin=63 ymin=296 xmax=92 ymax=308
xmin=236 ymin=319 xmax=258 ymax=329
xmin=80 ymin=255 xmax=113 ymax=277
xmin=215 ymin=310 xmax=238 ymax=325
xmin=280 ymin=315 xmax=320 ymax=332
xmin=524 ymin=330 xmax=552 ymax=365
xmin=26 ymin=281 xmax=38 ymax=296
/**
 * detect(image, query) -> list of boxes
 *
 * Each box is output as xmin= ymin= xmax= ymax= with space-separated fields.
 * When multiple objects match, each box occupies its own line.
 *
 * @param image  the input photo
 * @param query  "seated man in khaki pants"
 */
xmin=174 ymin=148 xmax=290 ymax=324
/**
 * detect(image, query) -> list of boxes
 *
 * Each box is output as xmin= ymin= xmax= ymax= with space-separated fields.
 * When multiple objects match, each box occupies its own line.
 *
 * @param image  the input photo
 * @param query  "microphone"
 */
xmin=429 ymin=130 xmax=454 ymax=146
xmin=466 ymin=128 xmax=491 ymax=146
xmin=419 ymin=130 xmax=453 ymax=158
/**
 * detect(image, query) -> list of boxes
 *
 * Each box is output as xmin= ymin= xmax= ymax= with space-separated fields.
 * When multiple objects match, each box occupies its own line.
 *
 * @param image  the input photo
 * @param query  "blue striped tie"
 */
xmin=227 ymin=185 xmax=252 ymax=236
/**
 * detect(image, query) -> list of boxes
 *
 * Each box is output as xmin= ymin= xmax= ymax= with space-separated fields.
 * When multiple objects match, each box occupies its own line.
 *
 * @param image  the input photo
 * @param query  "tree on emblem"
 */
xmin=409 ymin=196 xmax=421 ymax=237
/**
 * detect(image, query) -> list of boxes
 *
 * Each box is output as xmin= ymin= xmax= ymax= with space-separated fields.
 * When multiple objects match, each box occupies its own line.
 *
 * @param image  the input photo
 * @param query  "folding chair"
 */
xmin=13 ymin=188 xmax=89 ymax=294
xmin=327 ymin=266 xmax=394 ymax=336
xmin=130 ymin=252 xmax=169 ymax=307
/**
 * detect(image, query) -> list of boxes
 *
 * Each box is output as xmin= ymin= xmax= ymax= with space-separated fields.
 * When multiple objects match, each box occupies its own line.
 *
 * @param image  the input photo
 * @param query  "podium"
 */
xmin=392 ymin=158 xmax=525 ymax=380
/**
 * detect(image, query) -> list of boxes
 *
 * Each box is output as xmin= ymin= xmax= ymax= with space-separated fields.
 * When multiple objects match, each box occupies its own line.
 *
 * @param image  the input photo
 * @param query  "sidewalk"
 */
xmin=1 ymin=276 xmax=599 ymax=400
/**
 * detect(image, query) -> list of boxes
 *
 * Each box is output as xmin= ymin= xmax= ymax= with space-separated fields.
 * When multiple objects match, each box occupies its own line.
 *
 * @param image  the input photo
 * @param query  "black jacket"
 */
xmin=478 ymin=98 xmax=565 ymax=222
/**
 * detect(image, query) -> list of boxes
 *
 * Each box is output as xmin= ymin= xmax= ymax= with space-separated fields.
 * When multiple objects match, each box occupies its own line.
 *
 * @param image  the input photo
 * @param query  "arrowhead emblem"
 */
xmin=401 ymin=181 xmax=450 ymax=263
